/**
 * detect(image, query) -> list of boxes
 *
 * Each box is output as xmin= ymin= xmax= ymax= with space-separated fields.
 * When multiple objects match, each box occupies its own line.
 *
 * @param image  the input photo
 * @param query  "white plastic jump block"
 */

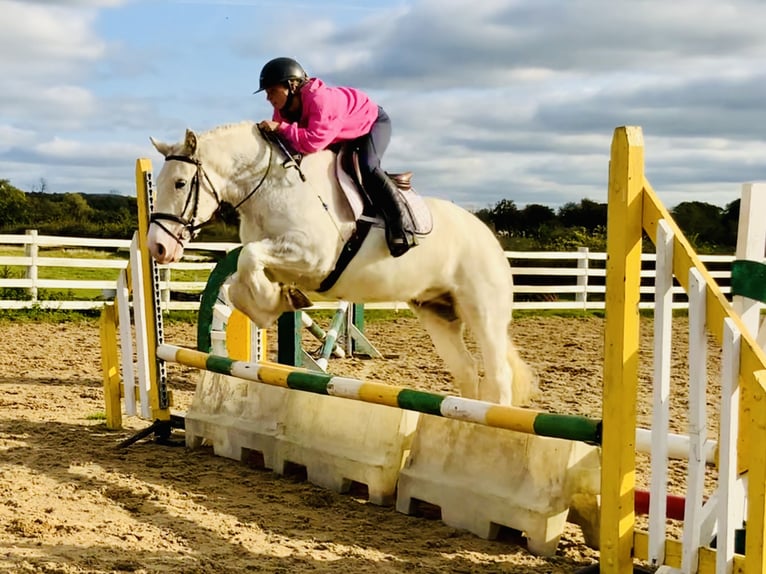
xmin=274 ymin=389 xmax=419 ymax=505
xmin=185 ymin=372 xmax=420 ymax=505
xmin=395 ymin=415 xmax=601 ymax=556
xmin=184 ymin=371 xmax=289 ymax=468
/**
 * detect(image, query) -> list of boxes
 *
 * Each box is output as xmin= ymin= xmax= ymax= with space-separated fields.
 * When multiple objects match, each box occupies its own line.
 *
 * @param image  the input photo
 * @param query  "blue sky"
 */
xmin=2 ymin=0 xmax=766 ymax=211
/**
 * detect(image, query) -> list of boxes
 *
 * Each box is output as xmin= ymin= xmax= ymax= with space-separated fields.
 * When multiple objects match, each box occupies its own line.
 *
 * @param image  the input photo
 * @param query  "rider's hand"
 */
xmin=258 ymin=120 xmax=279 ymax=132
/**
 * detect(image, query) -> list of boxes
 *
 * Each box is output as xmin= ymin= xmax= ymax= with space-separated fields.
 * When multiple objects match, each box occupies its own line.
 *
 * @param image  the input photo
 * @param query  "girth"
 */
xmin=317 ymin=217 xmax=374 ymax=293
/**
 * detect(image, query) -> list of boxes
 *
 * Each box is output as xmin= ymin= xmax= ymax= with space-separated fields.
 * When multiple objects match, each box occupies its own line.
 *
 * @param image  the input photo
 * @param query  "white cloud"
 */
xmin=284 ymin=0 xmax=766 ymax=93
xmin=0 ymin=1 xmax=114 ymax=132
xmin=0 ymin=2 xmax=111 ymax=82
xmin=2 ymin=85 xmax=99 ymax=130
xmin=0 ymin=125 xmax=37 ymax=151
xmin=1 ymin=0 xmax=765 ymax=211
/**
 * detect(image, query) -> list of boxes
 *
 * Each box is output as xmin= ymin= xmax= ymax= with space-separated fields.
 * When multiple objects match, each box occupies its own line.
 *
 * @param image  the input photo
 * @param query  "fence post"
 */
xmin=601 ymin=126 xmax=644 ymax=573
xmin=24 ymin=229 xmax=38 ymax=302
xmin=733 ymin=182 xmax=766 ymax=345
xmin=577 ymin=246 xmax=589 ymax=309
xmin=278 ymin=311 xmax=303 ymax=367
xmin=160 ymin=267 xmax=171 ymax=313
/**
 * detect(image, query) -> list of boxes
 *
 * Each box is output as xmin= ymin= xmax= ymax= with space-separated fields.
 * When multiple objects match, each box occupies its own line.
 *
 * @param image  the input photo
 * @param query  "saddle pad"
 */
xmin=335 ymin=152 xmax=433 ymax=236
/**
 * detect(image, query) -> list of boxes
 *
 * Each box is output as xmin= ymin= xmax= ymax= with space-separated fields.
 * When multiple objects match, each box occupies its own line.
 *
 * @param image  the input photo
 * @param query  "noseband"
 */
xmin=150 ymin=141 xmax=274 ymax=246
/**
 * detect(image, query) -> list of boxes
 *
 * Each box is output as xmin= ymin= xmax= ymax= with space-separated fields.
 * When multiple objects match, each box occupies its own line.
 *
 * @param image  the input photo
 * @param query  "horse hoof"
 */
xmin=285 ymin=286 xmax=313 ymax=309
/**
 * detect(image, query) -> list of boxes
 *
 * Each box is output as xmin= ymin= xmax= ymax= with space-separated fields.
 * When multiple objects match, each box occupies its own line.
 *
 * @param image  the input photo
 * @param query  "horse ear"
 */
xmin=183 ymin=129 xmax=198 ymax=155
xmin=150 ymin=136 xmax=172 ymax=158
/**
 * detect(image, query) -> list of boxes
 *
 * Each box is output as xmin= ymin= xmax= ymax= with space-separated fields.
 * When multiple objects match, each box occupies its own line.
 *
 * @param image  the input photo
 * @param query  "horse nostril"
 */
xmin=157 ymin=244 xmax=165 ymax=257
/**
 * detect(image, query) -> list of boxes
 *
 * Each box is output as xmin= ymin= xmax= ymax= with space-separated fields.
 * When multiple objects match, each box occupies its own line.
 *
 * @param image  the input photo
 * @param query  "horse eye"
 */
xmin=174 ymin=180 xmax=187 ymax=190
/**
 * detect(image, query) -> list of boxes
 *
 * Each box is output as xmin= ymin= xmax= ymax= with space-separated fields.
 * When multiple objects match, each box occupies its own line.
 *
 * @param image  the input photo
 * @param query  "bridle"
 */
xmin=149 ymin=137 xmax=274 ymax=247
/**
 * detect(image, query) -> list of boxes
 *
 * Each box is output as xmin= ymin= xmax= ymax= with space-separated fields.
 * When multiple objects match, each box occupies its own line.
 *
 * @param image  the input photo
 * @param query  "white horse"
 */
xmin=147 ymin=122 xmax=535 ymax=406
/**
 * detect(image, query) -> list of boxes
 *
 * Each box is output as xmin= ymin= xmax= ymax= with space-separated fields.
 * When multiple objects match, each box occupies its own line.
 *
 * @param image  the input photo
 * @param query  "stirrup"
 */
xmin=387 ymin=233 xmax=414 ymax=258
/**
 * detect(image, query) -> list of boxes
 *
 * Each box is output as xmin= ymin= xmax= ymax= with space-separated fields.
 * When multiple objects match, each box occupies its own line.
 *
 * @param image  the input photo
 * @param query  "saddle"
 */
xmin=337 ymin=147 xmax=431 ymax=235
xmin=263 ymin=130 xmax=432 ymax=291
xmin=390 ymin=172 xmax=413 ymax=190
xmin=263 ymin=128 xmax=432 ymax=236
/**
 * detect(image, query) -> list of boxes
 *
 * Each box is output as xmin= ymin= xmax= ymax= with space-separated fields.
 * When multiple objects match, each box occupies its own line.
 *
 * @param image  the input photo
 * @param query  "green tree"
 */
xmin=62 ymin=193 xmax=93 ymax=222
xmin=518 ymin=204 xmax=556 ymax=236
xmin=720 ymin=199 xmax=740 ymax=251
xmin=473 ymin=206 xmax=493 ymax=228
xmin=0 ymin=179 xmax=31 ymax=229
xmin=489 ymin=199 xmax=520 ymax=235
xmin=671 ymin=201 xmax=725 ymax=249
xmin=557 ymin=199 xmax=607 ymax=231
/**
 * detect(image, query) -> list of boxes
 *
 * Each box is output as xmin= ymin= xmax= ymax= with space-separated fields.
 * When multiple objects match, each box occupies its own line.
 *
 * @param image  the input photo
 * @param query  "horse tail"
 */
xmin=508 ymin=341 xmax=538 ymax=407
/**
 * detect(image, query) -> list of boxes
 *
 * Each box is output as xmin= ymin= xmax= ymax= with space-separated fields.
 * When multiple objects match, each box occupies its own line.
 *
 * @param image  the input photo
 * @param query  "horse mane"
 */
xmin=191 ymin=121 xmax=262 ymax=171
xmin=199 ymin=120 xmax=257 ymax=140
xmin=194 ymin=119 xmax=333 ymax=175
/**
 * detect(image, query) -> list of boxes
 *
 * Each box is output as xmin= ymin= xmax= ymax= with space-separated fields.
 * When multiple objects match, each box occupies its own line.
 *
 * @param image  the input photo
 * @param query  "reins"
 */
xmin=149 ymin=126 xmax=345 ymax=250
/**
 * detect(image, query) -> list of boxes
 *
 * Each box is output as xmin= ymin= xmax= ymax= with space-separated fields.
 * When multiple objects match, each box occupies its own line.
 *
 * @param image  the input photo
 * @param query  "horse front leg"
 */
xmin=227 ymin=238 xmax=319 ymax=328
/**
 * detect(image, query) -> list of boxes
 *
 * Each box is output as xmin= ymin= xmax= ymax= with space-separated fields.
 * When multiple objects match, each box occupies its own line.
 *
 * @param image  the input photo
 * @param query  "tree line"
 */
xmin=0 ymin=179 xmax=741 ymax=253
xmin=0 ymin=179 xmax=239 ymax=242
xmin=474 ymin=198 xmax=741 ymax=253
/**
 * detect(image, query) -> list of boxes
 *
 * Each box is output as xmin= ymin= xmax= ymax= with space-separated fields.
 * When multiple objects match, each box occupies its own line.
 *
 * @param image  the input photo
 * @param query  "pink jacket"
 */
xmin=274 ymin=78 xmax=379 ymax=154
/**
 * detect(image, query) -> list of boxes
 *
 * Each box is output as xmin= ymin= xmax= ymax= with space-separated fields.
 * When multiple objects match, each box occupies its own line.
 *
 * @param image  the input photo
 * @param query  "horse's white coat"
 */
xmin=148 ymin=122 xmax=535 ymax=405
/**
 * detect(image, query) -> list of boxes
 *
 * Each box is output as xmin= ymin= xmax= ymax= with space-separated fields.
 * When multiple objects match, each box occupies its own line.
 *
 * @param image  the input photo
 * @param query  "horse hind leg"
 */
xmin=409 ymin=297 xmax=479 ymax=400
xmin=505 ymin=338 xmax=537 ymax=406
xmin=458 ymin=295 xmax=536 ymax=407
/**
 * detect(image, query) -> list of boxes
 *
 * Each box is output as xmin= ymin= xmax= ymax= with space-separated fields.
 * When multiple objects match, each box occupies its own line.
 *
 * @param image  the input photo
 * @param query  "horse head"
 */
xmin=147 ymin=128 xmax=224 ymax=263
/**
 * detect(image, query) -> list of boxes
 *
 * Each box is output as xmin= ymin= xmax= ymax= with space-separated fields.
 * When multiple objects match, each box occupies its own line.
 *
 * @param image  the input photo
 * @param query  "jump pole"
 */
xmin=157 ymin=343 xmax=602 ymax=444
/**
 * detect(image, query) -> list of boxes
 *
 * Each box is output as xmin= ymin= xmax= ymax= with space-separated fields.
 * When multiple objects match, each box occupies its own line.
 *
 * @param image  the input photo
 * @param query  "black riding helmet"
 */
xmin=255 ymin=57 xmax=308 ymax=93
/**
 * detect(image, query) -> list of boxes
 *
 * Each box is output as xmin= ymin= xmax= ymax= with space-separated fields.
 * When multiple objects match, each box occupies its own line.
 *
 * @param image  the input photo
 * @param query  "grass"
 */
xmin=0 ymin=307 xmax=201 ymax=324
xmin=513 ymin=308 xmax=605 ymax=320
xmin=0 ymin=246 xmax=213 ymax=301
xmin=0 ymin=306 xmax=611 ymax=325
xmin=0 ymin=246 xmax=631 ymax=324
xmin=0 ymin=307 xmax=102 ymax=323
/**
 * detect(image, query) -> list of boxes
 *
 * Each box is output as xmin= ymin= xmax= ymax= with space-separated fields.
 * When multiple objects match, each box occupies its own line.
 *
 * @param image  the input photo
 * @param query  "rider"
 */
xmin=255 ymin=56 xmax=415 ymax=258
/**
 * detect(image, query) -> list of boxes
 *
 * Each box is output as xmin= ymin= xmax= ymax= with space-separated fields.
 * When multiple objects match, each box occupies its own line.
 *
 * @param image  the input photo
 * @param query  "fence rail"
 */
xmin=0 ymin=231 xmax=751 ymax=312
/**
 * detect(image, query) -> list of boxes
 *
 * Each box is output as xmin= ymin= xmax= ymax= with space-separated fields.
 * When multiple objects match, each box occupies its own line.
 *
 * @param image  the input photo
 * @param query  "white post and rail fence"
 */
xmin=0 ymin=231 xmax=748 ymax=313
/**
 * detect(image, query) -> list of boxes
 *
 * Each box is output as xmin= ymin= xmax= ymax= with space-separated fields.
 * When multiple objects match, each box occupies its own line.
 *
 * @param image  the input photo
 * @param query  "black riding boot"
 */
xmin=372 ymin=169 xmax=415 ymax=257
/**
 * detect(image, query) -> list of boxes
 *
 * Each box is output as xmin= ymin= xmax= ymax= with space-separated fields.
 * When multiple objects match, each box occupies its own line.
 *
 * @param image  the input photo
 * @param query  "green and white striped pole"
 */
xmin=158 ymin=344 xmax=602 ymax=444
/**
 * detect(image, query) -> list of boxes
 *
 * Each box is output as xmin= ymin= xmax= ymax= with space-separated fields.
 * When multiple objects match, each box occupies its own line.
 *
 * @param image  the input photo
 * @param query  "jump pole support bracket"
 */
xmin=278 ymin=303 xmax=382 ymax=372
xmin=117 ymin=158 xmax=181 ymax=448
xmin=116 ymin=415 xmax=186 ymax=449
